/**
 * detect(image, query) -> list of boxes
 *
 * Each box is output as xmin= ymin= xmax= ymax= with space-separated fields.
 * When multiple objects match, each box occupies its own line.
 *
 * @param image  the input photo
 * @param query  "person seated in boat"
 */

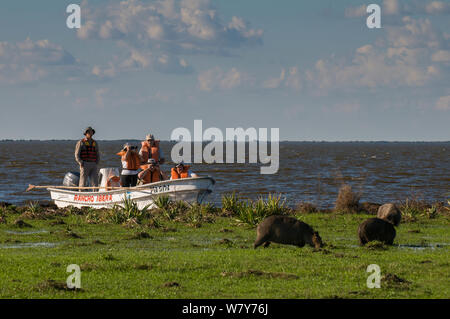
xmin=170 ymin=162 xmax=198 ymax=180
xmin=138 ymin=158 xmax=166 ymax=184
xmin=139 ymin=134 xmax=165 ymax=164
xmin=117 ymin=143 xmax=140 ymax=187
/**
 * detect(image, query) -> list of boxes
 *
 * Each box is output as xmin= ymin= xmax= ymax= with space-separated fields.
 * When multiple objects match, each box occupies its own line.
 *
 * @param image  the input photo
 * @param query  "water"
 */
xmin=0 ymin=242 xmax=59 ymax=249
xmin=0 ymin=141 xmax=449 ymax=208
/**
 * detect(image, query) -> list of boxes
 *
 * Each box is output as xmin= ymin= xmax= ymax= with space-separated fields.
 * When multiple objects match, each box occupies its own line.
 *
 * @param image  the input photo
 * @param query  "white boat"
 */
xmin=48 ymin=176 xmax=215 ymax=210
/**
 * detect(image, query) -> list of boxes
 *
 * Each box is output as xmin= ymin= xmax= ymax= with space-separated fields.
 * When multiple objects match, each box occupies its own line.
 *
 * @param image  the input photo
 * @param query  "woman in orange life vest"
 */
xmin=117 ymin=143 xmax=140 ymax=187
xmin=138 ymin=158 xmax=166 ymax=184
xmin=170 ymin=162 xmax=198 ymax=180
xmin=139 ymin=134 xmax=165 ymax=164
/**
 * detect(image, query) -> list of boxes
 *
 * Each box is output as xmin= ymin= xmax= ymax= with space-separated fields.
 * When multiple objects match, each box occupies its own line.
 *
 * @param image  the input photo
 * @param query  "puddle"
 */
xmin=5 ymin=230 xmax=48 ymax=235
xmin=346 ymin=243 xmax=449 ymax=250
xmin=0 ymin=242 xmax=59 ymax=249
xmin=397 ymin=243 xmax=449 ymax=250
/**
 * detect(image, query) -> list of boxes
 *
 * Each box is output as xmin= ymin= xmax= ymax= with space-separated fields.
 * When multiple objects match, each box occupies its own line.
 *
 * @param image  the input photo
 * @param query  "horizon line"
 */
xmin=1 ymin=139 xmax=449 ymax=143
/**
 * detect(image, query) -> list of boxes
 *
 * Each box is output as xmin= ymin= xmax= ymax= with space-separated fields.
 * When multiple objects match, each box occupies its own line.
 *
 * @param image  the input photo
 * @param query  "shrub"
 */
xmin=334 ymin=184 xmax=360 ymax=213
xmin=233 ymin=194 xmax=288 ymax=227
xmin=185 ymin=203 xmax=204 ymax=227
xmin=265 ymin=194 xmax=286 ymax=215
xmin=422 ymin=205 xmax=438 ymax=219
xmin=400 ymin=198 xmax=421 ymax=222
xmin=154 ymin=195 xmax=171 ymax=211
xmin=296 ymin=202 xmax=318 ymax=214
xmin=85 ymin=199 xmax=150 ymax=225
xmin=222 ymin=192 xmax=241 ymax=215
xmin=119 ymin=197 xmax=150 ymax=223
xmin=25 ymin=201 xmax=42 ymax=218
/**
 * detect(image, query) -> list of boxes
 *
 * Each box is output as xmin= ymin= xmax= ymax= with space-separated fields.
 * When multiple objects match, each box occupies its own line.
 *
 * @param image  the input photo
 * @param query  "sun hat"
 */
xmin=146 ymin=134 xmax=155 ymax=141
xmin=84 ymin=127 xmax=95 ymax=135
xmin=175 ymin=162 xmax=185 ymax=168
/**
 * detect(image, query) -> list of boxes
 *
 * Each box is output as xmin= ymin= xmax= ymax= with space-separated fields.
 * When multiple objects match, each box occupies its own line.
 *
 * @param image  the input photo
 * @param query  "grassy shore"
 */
xmin=0 ymin=196 xmax=449 ymax=299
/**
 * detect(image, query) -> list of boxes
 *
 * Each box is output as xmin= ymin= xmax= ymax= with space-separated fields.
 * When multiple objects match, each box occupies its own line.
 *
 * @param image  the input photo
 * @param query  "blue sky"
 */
xmin=0 ymin=0 xmax=449 ymax=141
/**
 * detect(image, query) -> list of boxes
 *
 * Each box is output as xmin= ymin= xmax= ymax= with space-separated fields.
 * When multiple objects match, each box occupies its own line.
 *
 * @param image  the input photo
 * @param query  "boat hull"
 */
xmin=48 ymin=177 xmax=215 ymax=209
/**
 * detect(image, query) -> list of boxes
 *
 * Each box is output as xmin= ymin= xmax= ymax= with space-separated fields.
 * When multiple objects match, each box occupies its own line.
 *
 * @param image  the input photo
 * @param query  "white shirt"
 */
xmin=121 ymin=161 xmax=139 ymax=175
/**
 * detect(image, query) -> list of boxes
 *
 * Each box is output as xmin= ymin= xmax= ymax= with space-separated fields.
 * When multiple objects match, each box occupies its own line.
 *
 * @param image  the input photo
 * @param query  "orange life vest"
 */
xmin=140 ymin=140 xmax=160 ymax=163
xmin=140 ymin=164 xmax=161 ymax=184
xmin=106 ymin=176 xmax=121 ymax=190
xmin=80 ymin=138 xmax=98 ymax=162
xmin=117 ymin=151 xmax=140 ymax=170
xmin=171 ymin=165 xmax=190 ymax=179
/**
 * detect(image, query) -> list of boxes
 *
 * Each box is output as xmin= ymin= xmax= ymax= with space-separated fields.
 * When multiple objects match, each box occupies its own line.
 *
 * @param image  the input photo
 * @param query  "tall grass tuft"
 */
xmin=85 ymin=198 xmax=150 ymax=225
xmin=226 ymin=194 xmax=288 ymax=227
xmin=27 ymin=201 xmax=42 ymax=216
xmin=334 ymin=184 xmax=360 ymax=213
xmin=154 ymin=196 xmax=189 ymax=221
xmin=222 ymin=192 xmax=241 ymax=215
xmin=400 ymin=198 xmax=421 ymax=222
xmin=154 ymin=195 xmax=171 ymax=211
xmin=423 ymin=206 xmax=438 ymax=219
xmin=265 ymin=194 xmax=286 ymax=215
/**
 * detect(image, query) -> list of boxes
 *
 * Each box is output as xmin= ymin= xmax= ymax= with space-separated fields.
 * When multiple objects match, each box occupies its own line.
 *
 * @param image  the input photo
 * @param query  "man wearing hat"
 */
xmin=75 ymin=127 xmax=100 ymax=189
xmin=139 ymin=134 xmax=165 ymax=164
xmin=138 ymin=158 xmax=166 ymax=184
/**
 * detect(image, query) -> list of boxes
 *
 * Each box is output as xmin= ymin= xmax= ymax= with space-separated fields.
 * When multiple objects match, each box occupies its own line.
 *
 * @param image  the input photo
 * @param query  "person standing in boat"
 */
xmin=117 ymin=143 xmax=140 ymax=187
xmin=170 ymin=162 xmax=198 ymax=180
xmin=139 ymin=134 xmax=165 ymax=164
xmin=75 ymin=127 xmax=100 ymax=190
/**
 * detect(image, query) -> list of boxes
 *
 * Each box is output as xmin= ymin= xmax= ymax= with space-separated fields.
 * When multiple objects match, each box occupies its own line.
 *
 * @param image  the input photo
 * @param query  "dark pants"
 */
xmin=120 ymin=174 xmax=138 ymax=187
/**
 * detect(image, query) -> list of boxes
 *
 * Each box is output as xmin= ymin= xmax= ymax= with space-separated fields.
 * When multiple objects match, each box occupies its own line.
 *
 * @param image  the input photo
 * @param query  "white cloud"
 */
xmin=431 ymin=50 xmax=450 ymax=62
xmin=263 ymin=67 xmax=301 ymax=91
xmin=425 ymin=1 xmax=450 ymax=14
xmin=0 ymin=38 xmax=81 ymax=85
xmin=346 ymin=0 xmax=450 ymax=18
xmin=77 ymin=0 xmax=257 ymax=76
xmin=77 ymin=0 xmax=263 ymax=54
xmin=285 ymin=67 xmax=302 ymax=90
xmin=263 ymin=69 xmax=285 ymax=89
xmin=384 ymin=0 xmax=400 ymax=15
xmin=302 ymin=16 xmax=448 ymax=91
xmin=198 ymin=67 xmax=249 ymax=91
xmin=435 ymin=95 xmax=450 ymax=110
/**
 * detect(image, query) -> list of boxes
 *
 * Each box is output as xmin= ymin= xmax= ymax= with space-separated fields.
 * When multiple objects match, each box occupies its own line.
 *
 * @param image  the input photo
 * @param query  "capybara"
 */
xmin=377 ymin=203 xmax=401 ymax=226
xmin=254 ymin=215 xmax=323 ymax=249
xmin=358 ymin=218 xmax=396 ymax=246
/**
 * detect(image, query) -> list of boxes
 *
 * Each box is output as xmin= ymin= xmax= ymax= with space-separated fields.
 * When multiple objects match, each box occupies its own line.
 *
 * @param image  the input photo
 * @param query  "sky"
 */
xmin=0 ymin=0 xmax=449 ymax=141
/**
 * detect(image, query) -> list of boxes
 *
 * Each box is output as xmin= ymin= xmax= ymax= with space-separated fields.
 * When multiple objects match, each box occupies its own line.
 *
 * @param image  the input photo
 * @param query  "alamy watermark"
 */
xmin=66 ymin=264 xmax=81 ymax=289
xmin=170 ymin=120 xmax=279 ymax=174
xmin=367 ymin=4 xmax=381 ymax=29
xmin=366 ymin=264 xmax=381 ymax=288
xmin=66 ymin=4 xmax=81 ymax=29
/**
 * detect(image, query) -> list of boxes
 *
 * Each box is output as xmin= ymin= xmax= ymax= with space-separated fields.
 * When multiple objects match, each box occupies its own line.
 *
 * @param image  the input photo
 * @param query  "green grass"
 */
xmin=0 ymin=204 xmax=448 ymax=299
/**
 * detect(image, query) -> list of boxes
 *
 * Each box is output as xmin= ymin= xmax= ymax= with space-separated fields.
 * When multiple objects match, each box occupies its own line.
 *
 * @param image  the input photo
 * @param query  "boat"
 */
xmin=48 ymin=176 xmax=215 ymax=210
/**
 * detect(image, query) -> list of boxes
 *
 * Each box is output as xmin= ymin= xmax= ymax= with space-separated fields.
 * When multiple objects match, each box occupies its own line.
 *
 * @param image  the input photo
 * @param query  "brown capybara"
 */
xmin=254 ymin=215 xmax=323 ymax=249
xmin=358 ymin=218 xmax=396 ymax=246
xmin=377 ymin=203 xmax=401 ymax=226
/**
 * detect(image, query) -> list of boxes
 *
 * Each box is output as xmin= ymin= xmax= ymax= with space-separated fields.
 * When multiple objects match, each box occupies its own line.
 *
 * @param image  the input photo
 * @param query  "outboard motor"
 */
xmin=63 ymin=172 xmax=80 ymax=187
